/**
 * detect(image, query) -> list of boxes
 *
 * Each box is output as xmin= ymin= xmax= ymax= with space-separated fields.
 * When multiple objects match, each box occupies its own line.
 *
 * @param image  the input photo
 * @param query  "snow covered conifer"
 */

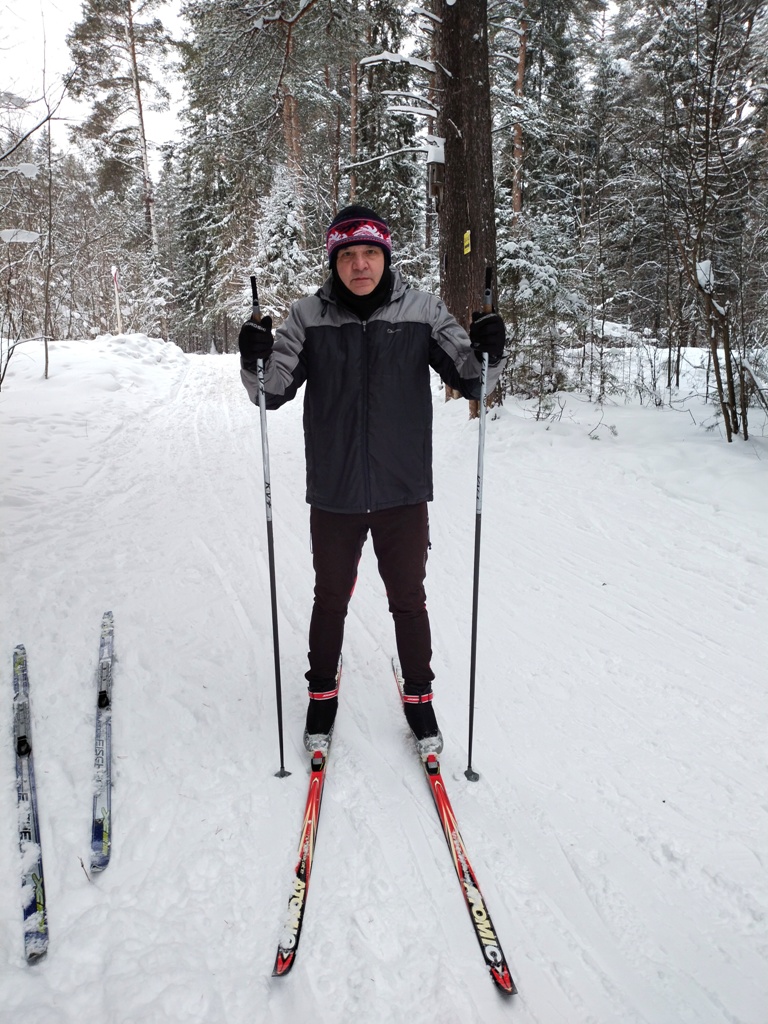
xmin=246 ymin=166 xmax=321 ymax=320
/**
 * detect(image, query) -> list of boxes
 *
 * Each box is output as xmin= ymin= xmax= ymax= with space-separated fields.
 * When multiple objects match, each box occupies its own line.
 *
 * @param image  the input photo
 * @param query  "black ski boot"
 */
xmin=402 ymin=683 xmax=443 ymax=756
xmin=303 ymin=679 xmax=339 ymax=752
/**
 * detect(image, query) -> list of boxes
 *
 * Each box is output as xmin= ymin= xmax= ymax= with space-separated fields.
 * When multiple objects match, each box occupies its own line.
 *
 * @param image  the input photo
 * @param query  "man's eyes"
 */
xmin=338 ymin=248 xmax=380 ymax=261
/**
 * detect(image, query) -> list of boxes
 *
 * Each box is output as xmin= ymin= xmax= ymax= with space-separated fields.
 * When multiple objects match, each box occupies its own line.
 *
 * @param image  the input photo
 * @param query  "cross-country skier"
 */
xmin=238 ymin=205 xmax=506 ymax=754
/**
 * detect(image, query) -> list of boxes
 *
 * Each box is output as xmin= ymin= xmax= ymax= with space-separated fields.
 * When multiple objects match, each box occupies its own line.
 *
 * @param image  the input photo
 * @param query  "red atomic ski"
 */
xmin=393 ymin=658 xmax=516 ymax=994
xmin=273 ymin=658 xmax=341 ymax=977
xmin=420 ymin=752 xmax=516 ymax=993
xmin=272 ymin=747 xmax=327 ymax=976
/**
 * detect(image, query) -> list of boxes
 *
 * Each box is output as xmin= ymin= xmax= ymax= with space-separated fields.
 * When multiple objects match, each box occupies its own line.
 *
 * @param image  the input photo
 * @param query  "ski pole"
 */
xmin=465 ymin=266 xmax=493 ymax=782
xmin=250 ymin=275 xmax=290 ymax=779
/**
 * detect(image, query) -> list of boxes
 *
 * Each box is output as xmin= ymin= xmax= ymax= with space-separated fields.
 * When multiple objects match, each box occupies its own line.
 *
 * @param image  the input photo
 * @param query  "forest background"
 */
xmin=2 ymin=0 xmax=768 ymax=438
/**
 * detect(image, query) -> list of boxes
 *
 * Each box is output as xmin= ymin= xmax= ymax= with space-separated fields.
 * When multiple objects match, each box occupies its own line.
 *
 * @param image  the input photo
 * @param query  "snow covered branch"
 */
xmin=386 ymin=105 xmax=439 ymax=118
xmin=0 ymin=163 xmax=39 ymax=180
xmin=252 ymin=0 xmax=323 ymax=30
xmin=412 ymin=5 xmax=442 ymax=23
xmin=342 ymin=145 xmax=430 ymax=171
xmin=0 ymin=229 xmax=42 ymax=244
xmin=360 ymin=51 xmax=440 ymax=75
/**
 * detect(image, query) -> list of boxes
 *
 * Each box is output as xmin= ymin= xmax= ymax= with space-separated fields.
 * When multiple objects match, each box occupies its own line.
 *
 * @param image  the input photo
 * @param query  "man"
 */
xmin=239 ymin=205 xmax=505 ymax=755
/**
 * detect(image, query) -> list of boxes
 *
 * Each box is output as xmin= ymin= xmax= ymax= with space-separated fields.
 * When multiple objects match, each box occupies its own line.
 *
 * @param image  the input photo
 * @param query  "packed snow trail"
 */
xmin=0 ymin=335 xmax=766 ymax=1024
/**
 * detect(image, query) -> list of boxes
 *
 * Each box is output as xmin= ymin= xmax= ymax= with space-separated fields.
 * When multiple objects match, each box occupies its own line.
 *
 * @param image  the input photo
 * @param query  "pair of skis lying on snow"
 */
xmin=272 ymin=658 xmax=517 ymax=995
xmin=12 ymin=611 xmax=114 ymax=963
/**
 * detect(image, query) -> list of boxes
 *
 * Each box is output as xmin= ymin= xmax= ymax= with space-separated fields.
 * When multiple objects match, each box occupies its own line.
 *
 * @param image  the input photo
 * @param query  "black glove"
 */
xmin=469 ymin=311 xmax=505 ymax=365
xmin=238 ymin=316 xmax=273 ymax=372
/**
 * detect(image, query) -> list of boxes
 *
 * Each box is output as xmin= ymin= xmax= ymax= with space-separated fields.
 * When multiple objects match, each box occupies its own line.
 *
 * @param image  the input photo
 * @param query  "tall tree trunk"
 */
xmin=326 ymin=64 xmax=341 ymax=211
xmin=512 ymin=3 xmax=528 ymax=217
xmin=43 ymin=127 xmax=53 ymax=378
xmin=124 ymin=0 xmax=159 ymax=263
xmin=349 ymin=57 xmax=359 ymax=201
xmin=720 ymin=312 xmax=741 ymax=437
xmin=436 ymin=0 xmax=496 ymax=324
xmin=704 ymin=294 xmax=736 ymax=441
xmin=436 ymin=0 xmax=497 ymax=415
xmin=282 ymin=31 xmax=303 ymax=185
xmin=424 ymin=5 xmax=438 ymax=252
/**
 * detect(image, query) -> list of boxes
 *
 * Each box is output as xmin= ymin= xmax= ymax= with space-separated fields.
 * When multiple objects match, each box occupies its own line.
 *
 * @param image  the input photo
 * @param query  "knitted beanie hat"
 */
xmin=325 ymin=205 xmax=392 ymax=267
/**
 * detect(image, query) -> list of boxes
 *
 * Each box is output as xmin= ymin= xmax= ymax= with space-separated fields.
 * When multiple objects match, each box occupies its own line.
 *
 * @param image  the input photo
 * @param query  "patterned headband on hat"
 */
xmin=325 ymin=214 xmax=392 ymax=263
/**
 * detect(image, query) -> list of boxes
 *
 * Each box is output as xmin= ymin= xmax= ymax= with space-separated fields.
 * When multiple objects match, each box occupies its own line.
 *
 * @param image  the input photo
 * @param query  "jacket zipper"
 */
xmin=361 ymin=319 xmax=372 ymax=512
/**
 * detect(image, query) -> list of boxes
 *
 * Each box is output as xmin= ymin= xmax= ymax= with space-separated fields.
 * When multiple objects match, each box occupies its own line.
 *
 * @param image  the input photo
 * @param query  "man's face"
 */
xmin=335 ymin=245 xmax=386 ymax=295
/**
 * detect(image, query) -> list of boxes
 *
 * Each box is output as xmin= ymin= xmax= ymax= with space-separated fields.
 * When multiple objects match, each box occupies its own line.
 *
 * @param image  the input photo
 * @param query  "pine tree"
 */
xmin=247 ymin=164 xmax=323 ymax=319
xmin=67 ymin=0 xmax=171 ymax=269
xmin=435 ymin=0 xmax=497 ymax=331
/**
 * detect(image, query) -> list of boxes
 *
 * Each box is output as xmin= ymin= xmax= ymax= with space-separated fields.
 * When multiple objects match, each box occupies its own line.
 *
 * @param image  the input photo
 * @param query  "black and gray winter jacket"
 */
xmin=240 ymin=269 xmax=505 ymax=514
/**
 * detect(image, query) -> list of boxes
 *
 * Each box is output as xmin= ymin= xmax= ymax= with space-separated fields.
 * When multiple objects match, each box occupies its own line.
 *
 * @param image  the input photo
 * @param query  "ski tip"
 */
xmin=491 ymin=965 xmax=516 ymax=994
xmin=273 ymin=950 xmax=295 ymax=977
xmin=24 ymin=935 xmax=49 ymax=965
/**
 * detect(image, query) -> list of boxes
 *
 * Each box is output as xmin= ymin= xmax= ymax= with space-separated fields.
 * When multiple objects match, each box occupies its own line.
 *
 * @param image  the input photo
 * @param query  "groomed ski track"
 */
xmin=1 ymin=338 xmax=766 ymax=1024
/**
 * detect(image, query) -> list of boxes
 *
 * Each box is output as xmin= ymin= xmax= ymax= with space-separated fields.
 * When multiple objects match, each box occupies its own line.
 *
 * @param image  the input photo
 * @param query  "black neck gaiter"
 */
xmin=331 ymin=267 xmax=393 ymax=322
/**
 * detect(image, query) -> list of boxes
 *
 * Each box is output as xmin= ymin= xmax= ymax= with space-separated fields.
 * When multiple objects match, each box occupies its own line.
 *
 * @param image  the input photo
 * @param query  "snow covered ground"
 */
xmin=1 ymin=334 xmax=766 ymax=1024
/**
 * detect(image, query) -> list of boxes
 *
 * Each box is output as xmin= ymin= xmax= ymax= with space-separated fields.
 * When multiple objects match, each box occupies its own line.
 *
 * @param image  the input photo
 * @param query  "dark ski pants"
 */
xmin=307 ymin=503 xmax=434 ymax=689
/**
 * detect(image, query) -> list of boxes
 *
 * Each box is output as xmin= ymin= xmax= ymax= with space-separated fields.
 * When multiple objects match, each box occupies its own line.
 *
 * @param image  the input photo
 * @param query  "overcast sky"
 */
xmin=2 ymin=0 xmax=182 ymax=155
xmin=3 ymin=0 xmax=76 ymax=101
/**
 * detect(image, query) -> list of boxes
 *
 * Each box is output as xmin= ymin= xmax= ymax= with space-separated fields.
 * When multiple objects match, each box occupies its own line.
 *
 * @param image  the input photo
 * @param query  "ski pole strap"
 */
xmin=401 ymin=691 xmax=434 ymax=705
xmin=307 ymin=686 xmax=340 ymax=701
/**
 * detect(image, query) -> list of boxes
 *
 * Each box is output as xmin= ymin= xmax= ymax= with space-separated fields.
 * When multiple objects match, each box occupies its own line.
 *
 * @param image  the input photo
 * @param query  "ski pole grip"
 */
xmin=250 ymin=275 xmax=261 ymax=323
